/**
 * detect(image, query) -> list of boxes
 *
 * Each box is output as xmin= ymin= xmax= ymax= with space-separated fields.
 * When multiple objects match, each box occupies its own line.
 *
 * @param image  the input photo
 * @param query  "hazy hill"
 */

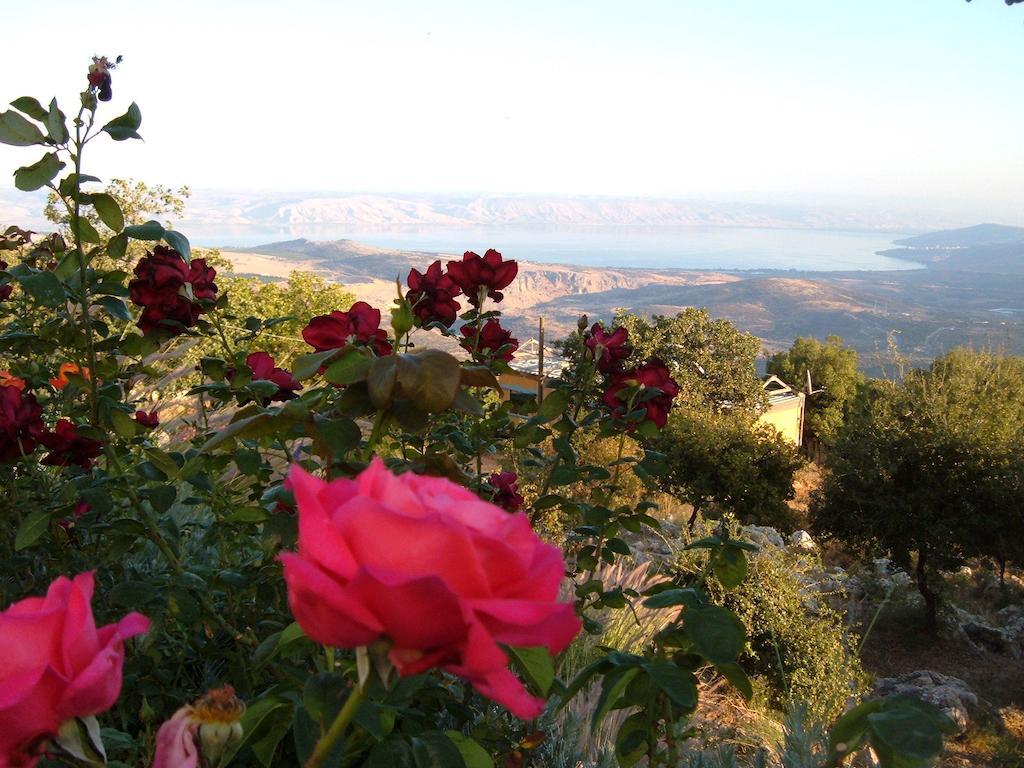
xmin=880 ymin=223 xmax=1024 ymax=274
xmin=224 ymin=236 xmax=1024 ymax=371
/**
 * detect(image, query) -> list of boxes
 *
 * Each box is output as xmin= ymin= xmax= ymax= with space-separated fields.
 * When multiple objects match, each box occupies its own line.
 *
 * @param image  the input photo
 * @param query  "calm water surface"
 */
xmin=191 ymin=225 xmax=919 ymax=272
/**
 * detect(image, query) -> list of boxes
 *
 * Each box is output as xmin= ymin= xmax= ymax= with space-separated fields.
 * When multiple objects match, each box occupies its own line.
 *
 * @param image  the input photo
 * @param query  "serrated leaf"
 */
xmin=15 ymin=510 xmax=50 ymax=550
xmin=685 ymin=605 xmax=746 ymax=664
xmin=292 ymin=349 xmax=338 ymax=380
xmin=445 ymin=732 xmax=493 ymax=768
xmin=0 ymin=109 xmax=47 ymax=146
xmin=163 ymin=230 xmax=190 ymax=263
xmin=101 ymin=102 xmax=142 ymax=141
xmin=123 ymin=220 xmax=165 ymax=241
xmin=508 ymin=646 xmax=554 ymax=696
xmin=10 ymin=97 xmax=48 ymax=121
xmin=45 ymin=98 xmax=69 ymax=144
xmin=17 ymin=270 xmax=65 ymax=307
xmin=534 ymin=389 xmax=571 ymax=424
xmin=91 ymin=193 xmax=124 ymax=232
xmin=592 ymin=667 xmax=641 ymax=731
xmin=14 ymin=152 xmax=64 ymax=191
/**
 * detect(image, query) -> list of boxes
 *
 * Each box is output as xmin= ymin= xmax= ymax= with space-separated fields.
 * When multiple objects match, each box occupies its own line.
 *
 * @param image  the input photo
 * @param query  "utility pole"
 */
xmin=537 ymin=317 xmax=545 ymax=404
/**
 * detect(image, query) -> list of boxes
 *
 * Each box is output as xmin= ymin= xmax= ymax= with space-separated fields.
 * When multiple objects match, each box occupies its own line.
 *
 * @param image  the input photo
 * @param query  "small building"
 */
xmin=757 ymin=375 xmax=806 ymax=446
xmin=498 ymin=338 xmax=566 ymax=403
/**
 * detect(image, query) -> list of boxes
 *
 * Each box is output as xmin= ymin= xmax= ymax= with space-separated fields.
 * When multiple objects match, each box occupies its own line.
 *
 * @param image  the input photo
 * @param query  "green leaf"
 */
xmin=324 ymin=349 xmax=372 ymax=386
xmin=534 ymin=389 xmax=571 ymax=424
xmin=410 ymin=731 xmax=467 ymax=768
xmin=17 ymin=270 xmax=65 ymax=307
xmin=123 ymin=220 xmax=165 ymax=241
xmin=367 ymin=739 xmax=414 ymax=768
xmin=224 ymin=695 xmax=292 ymax=768
xmin=444 ymin=732 xmax=493 ymax=768
xmin=614 ymin=712 xmax=650 ymax=767
xmin=45 ymin=98 xmax=69 ymax=144
xmin=96 ymin=296 xmax=131 ymax=321
xmin=315 ymin=417 xmax=362 ymax=459
xmin=716 ymin=662 xmax=753 ymax=701
xmin=292 ymin=349 xmax=338 ymax=381
xmin=109 ymin=408 xmax=138 ymax=438
xmin=592 ymin=667 xmax=641 ymax=731
xmin=163 ymin=230 xmax=191 ymax=263
xmin=15 ymin=510 xmax=50 ymax=550
xmin=145 ymin=485 xmax=177 ymax=513
xmin=10 ymin=97 xmax=48 ymax=121
xmin=14 ymin=152 xmax=65 ymax=191
xmin=101 ymin=102 xmax=142 ymax=141
xmin=711 ymin=545 xmax=748 ymax=590
xmin=548 ymin=465 xmax=579 ymax=486
xmin=642 ymin=588 xmax=703 ymax=610
xmin=0 ymin=109 xmax=47 ymax=146
xmin=91 ymin=193 xmax=124 ymax=232
xmin=74 ymin=218 xmax=102 ymax=245
xmin=867 ymin=696 xmax=953 ymax=762
xmin=685 ymin=605 xmax=746 ymax=664
xmin=507 ymin=646 xmax=554 ymax=696
xmin=645 ymin=661 xmax=697 ymax=710
xmin=107 ymin=231 xmax=128 ymax=261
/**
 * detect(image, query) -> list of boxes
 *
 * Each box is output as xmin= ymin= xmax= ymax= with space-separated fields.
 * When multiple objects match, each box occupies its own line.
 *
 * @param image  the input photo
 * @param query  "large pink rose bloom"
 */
xmin=0 ymin=573 xmax=149 ymax=767
xmin=280 ymin=459 xmax=581 ymax=718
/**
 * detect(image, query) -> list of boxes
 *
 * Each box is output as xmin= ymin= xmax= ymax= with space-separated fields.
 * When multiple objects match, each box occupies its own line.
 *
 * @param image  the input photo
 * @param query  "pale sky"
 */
xmin=1 ymin=0 xmax=1022 ymax=219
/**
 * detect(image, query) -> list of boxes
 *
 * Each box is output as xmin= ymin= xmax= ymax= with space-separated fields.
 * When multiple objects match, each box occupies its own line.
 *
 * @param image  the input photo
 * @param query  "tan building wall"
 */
xmin=757 ymin=394 xmax=805 ymax=446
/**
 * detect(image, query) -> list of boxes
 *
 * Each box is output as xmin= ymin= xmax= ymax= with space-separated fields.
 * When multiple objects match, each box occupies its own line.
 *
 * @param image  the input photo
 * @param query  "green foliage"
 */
xmin=652 ymin=407 xmax=803 ymax=530
xmin=811 ymin=348 xmax=1024 ymax=627
xmin=613 ymin=308 xmax=767 ymax=414
xmin=727 ymin=548 xmax=867 ymax=725
xmin=767 ymin=335 xmax=861 ymax=442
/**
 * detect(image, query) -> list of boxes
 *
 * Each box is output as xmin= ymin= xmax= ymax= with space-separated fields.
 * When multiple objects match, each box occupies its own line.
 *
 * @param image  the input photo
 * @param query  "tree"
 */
xmin=45 ymin=178 xmax=191 ymax=268
xmin=613 ymin=308 xmax=767 ymax=414
xmin=653 ymin=406 xmax=804 ymax=531
xmin=811 ymin=349 xmax=1024 ymax=630
xmin=768 ymin=335 xmax=861 ymax=442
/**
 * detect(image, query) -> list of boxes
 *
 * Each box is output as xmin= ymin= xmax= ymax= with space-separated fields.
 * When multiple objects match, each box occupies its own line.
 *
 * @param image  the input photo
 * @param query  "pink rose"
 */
xmin=152 ymin=686 xmax=244 ymax=768
xmin=0 ymin=573 xmax=149 ymax=767
xmin=152 ymin=708 xmax=200 ymax=768
xmin=280 ymin=459 xmax=580 ymax=718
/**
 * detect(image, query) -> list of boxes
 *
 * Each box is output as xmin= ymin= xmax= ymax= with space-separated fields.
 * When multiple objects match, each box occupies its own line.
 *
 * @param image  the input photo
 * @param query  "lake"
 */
xmin=191 ymin=225 xmax=920 ymax=272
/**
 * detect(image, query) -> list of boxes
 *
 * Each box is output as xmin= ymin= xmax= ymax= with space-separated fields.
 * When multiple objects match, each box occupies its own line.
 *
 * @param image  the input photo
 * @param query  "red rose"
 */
xmin=0 ymin=260 xmax=11 ymax=302
xmin=232 ymin=352 xmax=302 ymax=404
xmin=280 ymin=458 xmax=580 ymax=718
xmin=407 ymin=261 xmax=462 ymax=327
xmin=40 ymin=420 xmax=103 ymax=470
xmin=602 ymin=359 xmax=680 ymax=429
xmin=460 ymin=318 xmax=519 ymax=363
xmin=585 ymin=323 xmax=631 ymax=374
xmin=0 ymin=572 xmax=148 ymax=767
xmin=301 ymin=302 xmax=391 ymax=357
xmin=445 ymin=249 xmax=518 ymax=308
xmin=128 ymin=247 xmax=217 ymax=336
xmin=0 ymin=387 xmax=44 ymax=464
xmin=489 ymin=471 xmax=525 ymax=512
xmin=86 ymin=56 xmax=115 ymax=102
xmin=134 ymin=410 xmax=160 ymax=429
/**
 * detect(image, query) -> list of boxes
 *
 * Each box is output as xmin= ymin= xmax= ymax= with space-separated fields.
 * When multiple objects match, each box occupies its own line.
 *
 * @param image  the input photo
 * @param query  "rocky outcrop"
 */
xmin=872 ymin=671 xmax=977 ymax=734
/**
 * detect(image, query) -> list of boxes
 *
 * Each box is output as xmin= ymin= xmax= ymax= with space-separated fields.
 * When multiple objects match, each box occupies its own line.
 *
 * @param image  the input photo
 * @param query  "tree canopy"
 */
xmin=811 ymin=348 xmax=1024 ymax=629
xmin=613 ymin=308 xmax=766 ymax=414
xmin=768 ymin=335 xmax=861 ymax=442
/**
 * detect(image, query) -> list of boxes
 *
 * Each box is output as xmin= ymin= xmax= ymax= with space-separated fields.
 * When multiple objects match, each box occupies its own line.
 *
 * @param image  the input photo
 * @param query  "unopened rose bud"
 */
xmin=577 ymin=314 xmax=589 ymax=332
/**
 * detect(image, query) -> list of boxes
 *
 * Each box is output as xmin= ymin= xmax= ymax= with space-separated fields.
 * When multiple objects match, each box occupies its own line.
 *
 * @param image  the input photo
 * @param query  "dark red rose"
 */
xmin=301 ymin=302 xmax=391 ymax=357
xmin=40 ymin=419 xmax=103 ymax=470
xmin=586 ymin=323 xmax=631 ymax=373
xmin=134 ymin=410 xmax=160 ymax=429
xmin=445 ymin=249 xmax=518 ymax=308
xmin=87 ymin=55 xmax=116 ymax=101
xmin=243 ymin=351 xmax=301 ymax=404
xmin=0 ymin=260 xmax=11 ymax=302
xmin=0 ymin=387 xmax=44 ymax=463
xmin=60 ymin=500 xmax=92 ymax=530
xmin=128 ymin=247 xmax=217 ymax=336
xmin=460 ymin=318 xmax=519 ymax=363
xmin=407 ymin=260 xmax=462 ymax=327
xmin=602 ymin=359 xmax=680 ymax=429
xmin=489 ymin=471 xmax=525 ymax=512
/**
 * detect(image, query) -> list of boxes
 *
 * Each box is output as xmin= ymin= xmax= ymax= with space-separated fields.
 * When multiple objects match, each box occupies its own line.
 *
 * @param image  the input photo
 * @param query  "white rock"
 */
xmin=789 ymin=530 xmax=817 ymax=550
